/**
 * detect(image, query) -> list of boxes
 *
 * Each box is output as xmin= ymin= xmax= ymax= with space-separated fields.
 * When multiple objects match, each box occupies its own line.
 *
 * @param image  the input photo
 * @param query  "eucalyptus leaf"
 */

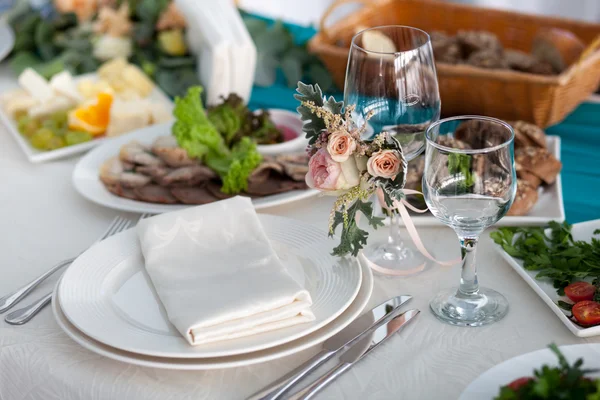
xmin=254 ymin=53 xmax=279 ymax=87
xmin=281 ymin=54 xmax=302 ymax=88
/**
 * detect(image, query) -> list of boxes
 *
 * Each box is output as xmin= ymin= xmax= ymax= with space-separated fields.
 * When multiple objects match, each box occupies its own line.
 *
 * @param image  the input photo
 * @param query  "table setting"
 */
xmin=1 ymin=0 xmax=600 ymax=399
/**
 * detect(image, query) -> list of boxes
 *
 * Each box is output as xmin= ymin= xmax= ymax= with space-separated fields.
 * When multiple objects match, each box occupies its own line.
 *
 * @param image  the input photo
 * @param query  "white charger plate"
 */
xmin=53 ymin=256 xmax=372 ymax=370
xmin=460 ymin=344 xmax=600 ymax=399
xmin=58 ymin=214 xmax=362 ymax=358
xmin=72 ymin=123 xmax=319 ymax=213
xmin=495 ymin=218 xmax=600 ymax=337
xmin=375 ymin=136 xmax=564 ymax=226
xmin=0 ymin=73 xmax=173 ymax=163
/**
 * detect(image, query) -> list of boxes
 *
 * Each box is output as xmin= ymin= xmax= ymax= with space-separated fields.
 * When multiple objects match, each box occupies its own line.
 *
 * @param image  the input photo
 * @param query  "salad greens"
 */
xmin=172 ymin=86 xmax=262 ymax=194
xmin=448 ymin=153 xmax=475 ymax=190
xmin=207 ymin=94 xmax=283 ymax=146
xmin=490 ymin=222 xmax=600 ymax=294
xmin=496 ymin=344 xmax=600 ymax=400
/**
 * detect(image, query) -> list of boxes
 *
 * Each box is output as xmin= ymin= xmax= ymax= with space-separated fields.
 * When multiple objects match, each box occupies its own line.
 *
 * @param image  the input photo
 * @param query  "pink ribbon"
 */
xmin=359 ymin=189 xmax=459 ymax=276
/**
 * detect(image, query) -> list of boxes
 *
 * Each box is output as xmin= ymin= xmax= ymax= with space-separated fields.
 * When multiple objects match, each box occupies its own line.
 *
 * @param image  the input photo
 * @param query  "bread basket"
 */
xmin=308 ymin=0 xmax=600 ymax=127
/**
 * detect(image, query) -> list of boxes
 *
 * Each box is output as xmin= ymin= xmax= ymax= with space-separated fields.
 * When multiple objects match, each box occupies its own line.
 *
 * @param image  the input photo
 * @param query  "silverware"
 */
xmin=4 ymin=214 xmax=151 ymax=325
xmin=290 ymin=309 xmax=420 ymax=400
xmin=0 ymin=216 xmax=131 ymax=314
xmin=247 ymin=295 xmax=412 ymax=400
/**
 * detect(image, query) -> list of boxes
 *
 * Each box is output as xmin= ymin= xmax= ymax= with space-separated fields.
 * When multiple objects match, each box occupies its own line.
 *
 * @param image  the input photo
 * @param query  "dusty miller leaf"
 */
xmin=294 ymin=82 xmax=343 ymax=144
xmin=329 ymin=200 xmax=384 ymax=257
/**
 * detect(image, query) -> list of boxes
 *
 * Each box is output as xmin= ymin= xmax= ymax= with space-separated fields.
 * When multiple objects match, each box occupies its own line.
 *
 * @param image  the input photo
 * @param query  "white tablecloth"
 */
xmin=0 ymin=65 xmax=598 ymax=400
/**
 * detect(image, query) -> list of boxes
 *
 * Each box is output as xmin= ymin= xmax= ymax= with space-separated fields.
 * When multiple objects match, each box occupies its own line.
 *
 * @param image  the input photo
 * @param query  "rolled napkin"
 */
xmin=136 ymin=196 xmax=315 ymax=346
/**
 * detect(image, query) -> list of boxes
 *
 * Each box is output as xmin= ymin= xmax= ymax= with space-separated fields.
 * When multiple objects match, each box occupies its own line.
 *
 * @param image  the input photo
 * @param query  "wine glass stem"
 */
xmin=458 ymin=236 xmax=479 ymax=296
xmin=388 ymin=213 xmax=402 ymax=247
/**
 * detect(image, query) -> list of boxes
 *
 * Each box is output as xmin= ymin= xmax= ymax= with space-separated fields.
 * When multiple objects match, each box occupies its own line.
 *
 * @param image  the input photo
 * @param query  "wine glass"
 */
xmin=344 ymin=26 xmax=441 ymax=274
xmin=423 ymin=116 xmax=517 ymax=326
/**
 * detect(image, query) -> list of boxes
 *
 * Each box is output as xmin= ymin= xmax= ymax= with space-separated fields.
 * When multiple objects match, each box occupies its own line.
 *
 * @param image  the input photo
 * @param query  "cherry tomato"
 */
xmin=565 ymin=282 xmax=596 ymax=302
xmin=572 ymin=301 xmax=600 ymax=326
xmin=507 ymin=377 xmax=533 ymax=391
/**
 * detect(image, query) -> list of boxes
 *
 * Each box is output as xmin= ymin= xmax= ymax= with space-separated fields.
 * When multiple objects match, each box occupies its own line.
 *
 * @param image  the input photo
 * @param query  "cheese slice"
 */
xmin=106 ymin=99 xmax=151 ymax=137
xmin=18 ymin=68 xmax=54 ymax=103
xmin=0 ymin=89 xmax=38 ymax=117
xmin=50 ymin=71 xmax=83 ymax=103
xmin=28 ymin=96 xmax=74 ymax=119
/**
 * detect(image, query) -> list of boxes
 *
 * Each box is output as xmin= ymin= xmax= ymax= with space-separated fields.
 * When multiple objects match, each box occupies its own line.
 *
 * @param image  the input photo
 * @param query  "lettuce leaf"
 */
xmin=172 ymin=86 xmax=262 ymax=194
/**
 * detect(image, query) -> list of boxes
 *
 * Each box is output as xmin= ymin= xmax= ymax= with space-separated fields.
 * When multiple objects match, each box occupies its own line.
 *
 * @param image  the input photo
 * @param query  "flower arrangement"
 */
xmin=296 ymin=82 xmax=408 ymax=257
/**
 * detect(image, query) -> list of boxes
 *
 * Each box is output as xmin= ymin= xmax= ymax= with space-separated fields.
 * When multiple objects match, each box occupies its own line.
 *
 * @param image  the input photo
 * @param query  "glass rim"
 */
xmin=350 ymin=25 xmax=431 ymax=56
xmin=425 ymin=115 xmax=515 ymax=155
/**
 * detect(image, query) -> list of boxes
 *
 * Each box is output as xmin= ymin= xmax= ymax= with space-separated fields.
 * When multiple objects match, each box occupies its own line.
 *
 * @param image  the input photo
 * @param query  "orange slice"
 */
xmin=68 ymin=92 xmax=113 ymax=135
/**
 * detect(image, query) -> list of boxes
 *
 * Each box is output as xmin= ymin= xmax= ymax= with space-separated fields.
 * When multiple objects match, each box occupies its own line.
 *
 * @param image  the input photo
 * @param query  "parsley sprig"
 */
xmin=496 ymin=344 xmax=600 ymax=400
xmin=491 ymin=222 xmax=600 ymax=294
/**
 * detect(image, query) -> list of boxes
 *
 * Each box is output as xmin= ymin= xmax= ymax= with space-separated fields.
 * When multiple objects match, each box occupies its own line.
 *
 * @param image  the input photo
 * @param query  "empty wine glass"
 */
xmin=344 ymin=26 xmax=441 ymax=274
xmin=423 ymin=116 xmax=516 ymax=326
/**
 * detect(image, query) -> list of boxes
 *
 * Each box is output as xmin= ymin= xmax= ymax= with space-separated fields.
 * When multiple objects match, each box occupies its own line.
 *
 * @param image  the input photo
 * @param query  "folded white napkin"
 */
xmin=136 ymin=196 xmax=315 ymax=346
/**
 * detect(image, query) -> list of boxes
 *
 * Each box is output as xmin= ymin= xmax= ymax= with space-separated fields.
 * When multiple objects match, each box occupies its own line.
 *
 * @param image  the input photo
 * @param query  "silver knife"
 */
xmin=246 ymin=295 xmax=412 ymax=400
xmin=290 ymin=309 xmax=420 ymax=400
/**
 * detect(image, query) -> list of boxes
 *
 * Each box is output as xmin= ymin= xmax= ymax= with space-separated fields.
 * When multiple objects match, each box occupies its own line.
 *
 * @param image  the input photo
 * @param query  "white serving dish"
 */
xmin=495 ymin=218 xmax=600 ymax=337
xmin=256 ymin=108 xmax=309 ymax=155
xmin=72 ymin=123 xmax=318 ymax=214
xmin=375 ymin=135 xmax=564 ymax=226
xmin=0 ymin=72 xmax=173 ymax=163
xmin=460 ymin=344 xmax=600 ymax=399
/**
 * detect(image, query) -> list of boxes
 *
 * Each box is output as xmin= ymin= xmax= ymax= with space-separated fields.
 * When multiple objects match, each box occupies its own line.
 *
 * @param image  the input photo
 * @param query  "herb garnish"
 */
xmin=496 ymin=344 xmax=600 ymax=400
xmin=490 ymin=222 xmax=600 ymax=294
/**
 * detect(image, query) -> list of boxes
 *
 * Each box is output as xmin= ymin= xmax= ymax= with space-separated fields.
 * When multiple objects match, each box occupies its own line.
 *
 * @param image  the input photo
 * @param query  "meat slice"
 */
xmin=206 ymin=181 xmax=234 ymax=200
xmin=134 ymin=185 xmax=178 ymax=204
xmin=248 ymin=162 xmax=285 ymax=184
xmin=275 ymin=153 xmax=310 ymax=182
xmin=119 ymin=141 xmax=165 ymax=166
xmin=162 ymin=165 xmax=217 ymax=186
xmin=135 ymin=165 xmax=173 ymax=185
xmin=171 ymin=186 xmax=219 ymax=204
xmin=105 ymin=184 xmax=138 ymax=200
xmin=246 ymin=174 xmax=308 ymax=196
xmin=151 ymin=136 xmax=198 ymax=167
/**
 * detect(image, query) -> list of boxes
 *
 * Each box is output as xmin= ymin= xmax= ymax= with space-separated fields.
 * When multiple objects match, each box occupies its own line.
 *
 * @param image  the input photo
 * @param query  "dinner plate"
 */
xmin=459 ymin=344 xmax=600 ymax=399
xmin=495 ymin=218 xmax=600 ymax=337
xmin=374 ymin=135 xmax=564 ymax=226
xmin=58 ymin=214 xmax=362 ymax=358
xmin=53 ymin=256 xmax=372 ymax=370
xmin=72 ymin=123 xmax=319 ymax=213
xmin=0 ymin=73 xmax=173 ymax=163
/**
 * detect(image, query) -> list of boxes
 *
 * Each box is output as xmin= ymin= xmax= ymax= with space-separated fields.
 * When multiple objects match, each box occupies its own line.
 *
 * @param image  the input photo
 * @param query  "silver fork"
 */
xmin=4 ymin=213 xmax=152 ymax=325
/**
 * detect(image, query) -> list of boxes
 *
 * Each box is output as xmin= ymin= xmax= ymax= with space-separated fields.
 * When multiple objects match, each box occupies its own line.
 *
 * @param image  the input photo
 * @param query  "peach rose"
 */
xmin=306 ymin=149 xmax=360 ymax=194
xmin=326 ymin=130 xmax=357 ymax=162
xmin=367 ymin=149 xmax=402 ymax=179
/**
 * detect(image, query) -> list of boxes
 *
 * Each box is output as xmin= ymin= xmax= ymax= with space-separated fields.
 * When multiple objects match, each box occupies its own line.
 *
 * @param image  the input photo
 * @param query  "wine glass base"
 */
xmin=430 ymin=287 xmax=509 ymax=327
xmin=362 ymin=240 xmax=427 ymax=277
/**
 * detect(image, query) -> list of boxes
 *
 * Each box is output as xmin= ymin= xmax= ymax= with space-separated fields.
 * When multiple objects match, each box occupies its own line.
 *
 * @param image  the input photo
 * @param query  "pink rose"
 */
xmin=326 ymin=130 xmax=357 ymax=162
xmin=306 ymin=149 xmax=360 ymax=193
xmin=367 ymin=150 xmax=402 ymax=179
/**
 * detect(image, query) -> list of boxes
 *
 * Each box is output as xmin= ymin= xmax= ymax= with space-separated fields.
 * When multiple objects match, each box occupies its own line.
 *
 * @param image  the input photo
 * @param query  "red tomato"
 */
xmin=507 ymin=377 xmax=533 ymax=391
xmin=565 ymin=282 xmax=596 ymax=302
xmin=572 ymin=301 xmax=600 ymax=326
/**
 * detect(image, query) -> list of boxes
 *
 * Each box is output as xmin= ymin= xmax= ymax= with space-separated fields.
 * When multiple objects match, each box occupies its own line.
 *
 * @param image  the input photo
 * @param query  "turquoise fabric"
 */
xmin=247 ymin=17 xmax=600 ymax=224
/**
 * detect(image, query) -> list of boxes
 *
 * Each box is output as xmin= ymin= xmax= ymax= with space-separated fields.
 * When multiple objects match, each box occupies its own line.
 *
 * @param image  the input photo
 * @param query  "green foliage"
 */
xmin=294 ymin=82 xmax=344 ymax=144
xmin=490 ymin=222 xmax=600 ymax=293
xmin=330 ymin=200 xmax=385 ymax=257
xmin=495 ymin=344 xmax=600 ymax=399
xmin=243 ymin=15 xmax=336 ymax=92
xmin=172 ymin=87 xmax=262 ymax=195
xmin=448 ymin=153 xmax=475 ymax=189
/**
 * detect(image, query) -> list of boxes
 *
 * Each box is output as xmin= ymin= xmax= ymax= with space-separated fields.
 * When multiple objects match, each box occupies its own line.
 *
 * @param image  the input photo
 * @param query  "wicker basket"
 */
xmin=309 ymin=0 xmax=600 ymax=127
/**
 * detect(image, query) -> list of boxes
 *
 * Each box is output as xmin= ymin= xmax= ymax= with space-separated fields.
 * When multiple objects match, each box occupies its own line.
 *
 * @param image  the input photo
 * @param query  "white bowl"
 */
xmin=256 ymin=109 xmax=308 ymax=155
